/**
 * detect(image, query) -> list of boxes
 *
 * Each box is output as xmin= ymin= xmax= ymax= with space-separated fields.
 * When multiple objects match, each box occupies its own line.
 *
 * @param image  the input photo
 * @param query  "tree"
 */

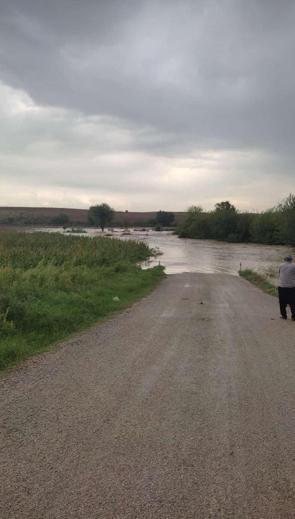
xmin=177 ymin=206 xmax=211 ymax=238
xmin=250 ymin=211 xmax=281 ymax=244
xmin=187 ymin=206 xmax=203 ymax=215
xmin=276 ymin=194 xmax=295 ymax=245
xmin=155 ymin=210 xmax=175 ymax=227
xmin=212 ymin=201 xmax=238 ymax=240
xmin=215 ymin=201 xmax=237 ymax=213
xmin=235 ymin=213 xmax=253 ymax=242
xmin=277 ymin=193 xmax=295 ymax=212
xmin=88 ymin=203 xmax=114 ymax=231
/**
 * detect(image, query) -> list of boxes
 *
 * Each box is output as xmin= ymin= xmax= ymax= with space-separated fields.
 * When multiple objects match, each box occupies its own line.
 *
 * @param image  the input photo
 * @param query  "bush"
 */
xmin=177 ymin=194 xmax=295 ymax=245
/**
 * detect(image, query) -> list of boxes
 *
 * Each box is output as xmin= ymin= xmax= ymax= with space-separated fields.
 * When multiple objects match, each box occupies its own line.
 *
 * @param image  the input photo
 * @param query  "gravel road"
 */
xmin=1 ymin=273 xmax=295 ymax=518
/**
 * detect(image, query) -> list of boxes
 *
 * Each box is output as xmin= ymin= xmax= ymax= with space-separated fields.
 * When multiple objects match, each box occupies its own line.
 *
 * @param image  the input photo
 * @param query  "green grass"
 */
xmin=239 ymin=269 xmax=277 ymax=297
xmin=0 ymin=232 xmax=164 ymax=370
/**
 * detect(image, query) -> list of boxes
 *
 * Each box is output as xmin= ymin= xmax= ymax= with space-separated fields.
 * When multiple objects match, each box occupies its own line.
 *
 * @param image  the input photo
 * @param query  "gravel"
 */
xmin=1 ymin=273 xmax=295 ymax=518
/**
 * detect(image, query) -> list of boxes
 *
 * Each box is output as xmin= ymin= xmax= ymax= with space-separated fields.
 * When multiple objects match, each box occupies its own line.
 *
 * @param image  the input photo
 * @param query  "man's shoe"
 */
xmin=281 ymin=316 xmax=287 ymax=320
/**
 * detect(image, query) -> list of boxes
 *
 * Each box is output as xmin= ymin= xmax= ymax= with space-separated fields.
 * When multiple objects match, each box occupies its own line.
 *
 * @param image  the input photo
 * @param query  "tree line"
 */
xmin=88 ymin=204 xmax=175 ymax=231
xmin=177 ymin=194 xmax=295 ymax=246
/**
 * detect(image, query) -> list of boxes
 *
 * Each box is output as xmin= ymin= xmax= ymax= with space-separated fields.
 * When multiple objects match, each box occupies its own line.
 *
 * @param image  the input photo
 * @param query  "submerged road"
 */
xmin=1 ymin=273 xmax=295 ymax=518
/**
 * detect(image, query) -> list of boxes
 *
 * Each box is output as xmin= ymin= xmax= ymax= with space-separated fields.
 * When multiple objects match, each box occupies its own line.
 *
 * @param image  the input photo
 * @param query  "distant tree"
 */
xmin=155 ymin=211 xmax=175 ymax=227
xmin=250 ymin=210 xmax=281 ymax=244
xmin=50 ymin=213 xmax=70 ymax=226
xmin=212 ymin=201 xmax=238 ymax=240
xmin=187 ymin=206 xmax=203 ymax=215
xmin=88 ymin=203 xmax=114 ymax=231
xmin=175 ymin=194 xmax=295 ymax=245
xmin=215 ymin=201 xmax=237 ymax=213
xmin=276 ymin=193 xmax=295 ymax=245
xmin=235 ymin=213 xmax=253 ymax=242
xmin=277 ymin=193 xmax=295 ymax=212
xmin=177 ymin=206 xmax=210 ymax=238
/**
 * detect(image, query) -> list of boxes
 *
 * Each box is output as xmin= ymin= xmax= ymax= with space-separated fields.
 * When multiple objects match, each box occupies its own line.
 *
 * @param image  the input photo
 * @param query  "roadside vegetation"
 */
xmin=177 ymin=194 xmax=295 ymax=246
xmin=239 ymin=269 xmax=277 ymax=297
xmin=0 ymin=231 xmax=164 ymax=370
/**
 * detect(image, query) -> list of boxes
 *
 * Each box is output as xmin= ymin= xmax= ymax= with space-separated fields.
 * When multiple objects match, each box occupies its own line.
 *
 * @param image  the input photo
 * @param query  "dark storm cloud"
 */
xmin=0 ymin=0 xmax=295 ymax=210
xmin=1 ymin=0 xmax=295 ymax=153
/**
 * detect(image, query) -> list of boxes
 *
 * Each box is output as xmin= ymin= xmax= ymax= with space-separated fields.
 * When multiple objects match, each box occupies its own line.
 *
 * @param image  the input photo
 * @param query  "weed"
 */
xmin=239 ymin=269 xmax=277 ymax=297
xmin=0 ymin=232 xmax=164 ymax=369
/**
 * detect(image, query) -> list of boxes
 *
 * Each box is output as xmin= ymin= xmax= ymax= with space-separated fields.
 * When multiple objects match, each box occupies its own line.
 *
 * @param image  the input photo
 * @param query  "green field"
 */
xmin=0 ymin=232 xmax=164 ymax=370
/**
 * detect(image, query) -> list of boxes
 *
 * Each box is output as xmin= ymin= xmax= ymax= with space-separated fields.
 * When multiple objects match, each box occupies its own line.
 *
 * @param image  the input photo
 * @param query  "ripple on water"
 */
xmin=31 ymin=227 xmax=294 ymax=278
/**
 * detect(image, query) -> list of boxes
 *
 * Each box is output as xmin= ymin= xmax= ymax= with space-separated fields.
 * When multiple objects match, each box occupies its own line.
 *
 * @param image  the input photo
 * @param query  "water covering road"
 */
xmin=133 ymin=231 xmax=294 ymax=277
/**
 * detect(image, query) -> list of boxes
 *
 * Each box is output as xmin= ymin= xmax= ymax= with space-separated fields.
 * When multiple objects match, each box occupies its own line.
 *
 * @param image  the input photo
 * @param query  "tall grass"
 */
xmin=0 ymin=232 xmax=164 ymax=370
xmin=239 ymin=269 xmax=277 ymax=297
xmin=0 ymin=231 xmax=151 ymax=268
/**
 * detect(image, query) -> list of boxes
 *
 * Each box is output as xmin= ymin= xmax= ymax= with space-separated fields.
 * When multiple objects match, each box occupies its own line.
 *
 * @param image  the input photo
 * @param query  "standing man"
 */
xmin=278 ymin=255 xmax=295 ymax=320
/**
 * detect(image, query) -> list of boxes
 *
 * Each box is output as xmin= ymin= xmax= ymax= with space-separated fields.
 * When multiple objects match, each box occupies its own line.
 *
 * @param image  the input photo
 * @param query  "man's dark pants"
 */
xmin=278 ymin=287 xmax=295 ymax=319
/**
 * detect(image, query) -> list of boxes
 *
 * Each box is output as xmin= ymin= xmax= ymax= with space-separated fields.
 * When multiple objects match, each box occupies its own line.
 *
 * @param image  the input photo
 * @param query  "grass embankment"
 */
xmin=239 ymin=269 xmax=277 ymax=297
xmin=0 ymin=232 xmax=164 ymax=370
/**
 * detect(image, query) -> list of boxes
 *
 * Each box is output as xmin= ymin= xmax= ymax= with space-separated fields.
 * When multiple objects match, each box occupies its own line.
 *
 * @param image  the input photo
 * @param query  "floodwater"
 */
xmin=120 ymin=229 xmax=294 ymax=280
xmin=33 ymin=227 xmax=295 ymax=279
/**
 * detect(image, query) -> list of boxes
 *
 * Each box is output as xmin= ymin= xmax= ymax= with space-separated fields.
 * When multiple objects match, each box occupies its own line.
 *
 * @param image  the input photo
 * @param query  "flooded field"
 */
xmin=31 ymin=227 xmax=295 ymax=280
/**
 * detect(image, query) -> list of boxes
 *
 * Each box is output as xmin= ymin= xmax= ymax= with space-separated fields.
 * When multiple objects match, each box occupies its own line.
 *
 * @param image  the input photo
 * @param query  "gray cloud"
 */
xmin=0 ymin=0 xmax=295 ymax=210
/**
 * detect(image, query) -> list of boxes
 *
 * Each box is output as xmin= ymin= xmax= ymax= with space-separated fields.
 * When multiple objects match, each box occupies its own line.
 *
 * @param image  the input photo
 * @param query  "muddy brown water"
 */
xmin=33 ymin=227 xmax=295 ymax=280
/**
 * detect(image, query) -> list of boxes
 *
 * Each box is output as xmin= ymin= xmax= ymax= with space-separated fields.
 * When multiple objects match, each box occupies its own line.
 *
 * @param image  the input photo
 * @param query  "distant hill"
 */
xmin=0 ymin=207 xmax=186 ymax=226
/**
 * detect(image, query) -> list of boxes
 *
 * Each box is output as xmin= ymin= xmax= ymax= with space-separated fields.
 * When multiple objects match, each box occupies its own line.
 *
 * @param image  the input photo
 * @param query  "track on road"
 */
xmin=1 ymin=273 xmax=295 ymax=518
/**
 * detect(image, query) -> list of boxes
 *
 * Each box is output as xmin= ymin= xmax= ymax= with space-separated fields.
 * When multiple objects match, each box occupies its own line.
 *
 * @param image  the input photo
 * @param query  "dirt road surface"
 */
xmin=1 ymin=273 xmax=295 ymax=518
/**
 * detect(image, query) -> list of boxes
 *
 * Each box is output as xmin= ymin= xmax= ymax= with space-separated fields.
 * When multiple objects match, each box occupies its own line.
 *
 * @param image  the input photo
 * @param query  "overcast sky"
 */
xmin=0 ymin=0 xmax=294 ymax=211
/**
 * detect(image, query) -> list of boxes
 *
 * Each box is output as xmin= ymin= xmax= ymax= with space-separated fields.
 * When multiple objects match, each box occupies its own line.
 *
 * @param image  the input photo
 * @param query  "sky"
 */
xmin=0 ymin=0 xmax=294 ymax=212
